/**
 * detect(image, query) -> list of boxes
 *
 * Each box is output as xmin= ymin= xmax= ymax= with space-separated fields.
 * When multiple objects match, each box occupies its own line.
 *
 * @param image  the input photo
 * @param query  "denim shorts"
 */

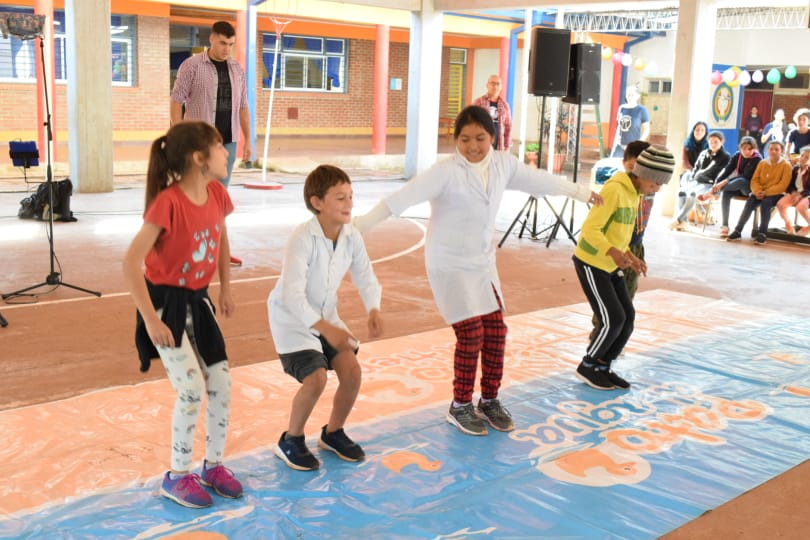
xmin=279 ymin=335 xmax=342 ymax=383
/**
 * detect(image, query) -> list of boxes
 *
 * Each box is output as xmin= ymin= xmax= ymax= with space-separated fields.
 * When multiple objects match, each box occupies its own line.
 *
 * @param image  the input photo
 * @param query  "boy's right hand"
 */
xmin=318 ymin=322 xmax=356 ymax=352
xmin=368 ymin=309 xmax=383 ymax=338
xmin=607 ymin=247 xmax=630 ymax=269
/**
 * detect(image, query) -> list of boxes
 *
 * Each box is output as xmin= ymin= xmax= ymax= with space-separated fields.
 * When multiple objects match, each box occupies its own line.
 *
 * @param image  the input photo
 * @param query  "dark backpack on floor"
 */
xmin=18 ymin=178 xmax=77 ymax=222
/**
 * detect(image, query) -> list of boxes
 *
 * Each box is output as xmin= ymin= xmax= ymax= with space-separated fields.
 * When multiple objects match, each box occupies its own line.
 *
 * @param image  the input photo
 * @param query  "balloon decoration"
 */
xmin=591 ymin=48 xmax=800 ymax=89
xmin=727 ymin=66 xmax=742 ymax=87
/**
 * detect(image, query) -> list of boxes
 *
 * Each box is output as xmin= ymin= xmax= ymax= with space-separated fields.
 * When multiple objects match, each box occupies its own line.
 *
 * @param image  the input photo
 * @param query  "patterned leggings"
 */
xmin=450 ymin=303 xmax=508 ymax=404
xmin=157 ymin=309 xmax=232 ymax=472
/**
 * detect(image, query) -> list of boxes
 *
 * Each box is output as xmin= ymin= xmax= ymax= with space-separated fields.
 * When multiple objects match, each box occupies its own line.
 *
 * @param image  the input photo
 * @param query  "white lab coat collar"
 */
xmin=456 ymin=147 xmax=493 ymax=192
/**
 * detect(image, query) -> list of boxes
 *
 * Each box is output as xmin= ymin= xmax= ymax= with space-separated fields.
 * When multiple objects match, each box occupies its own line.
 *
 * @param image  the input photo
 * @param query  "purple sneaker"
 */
xmin=160 ymin=472 xmax=213 ymax=508
xmin=200 ymin=460 xmax=243 ymax=499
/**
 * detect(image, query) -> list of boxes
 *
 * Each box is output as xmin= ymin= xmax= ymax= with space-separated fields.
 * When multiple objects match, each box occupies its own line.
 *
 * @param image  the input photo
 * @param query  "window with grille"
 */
xmin=646 ymin=79 xmax=672 ymax=94
xmin=0 ymin=7 xmax=136 ymax=86
xmin=261 ymin=34 xmax=347 ymax=92
xmin=446 ymin=48 xmax=467 ymax=117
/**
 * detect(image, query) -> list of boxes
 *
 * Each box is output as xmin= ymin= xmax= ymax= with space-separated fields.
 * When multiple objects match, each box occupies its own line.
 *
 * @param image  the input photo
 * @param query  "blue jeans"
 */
xmin=675 ymin=172 xmax=713 ymax=222
xmin=219 ymin=141 xmax=238 ymax=188
xmin=719 ymin=176 xmax=751 ymax=227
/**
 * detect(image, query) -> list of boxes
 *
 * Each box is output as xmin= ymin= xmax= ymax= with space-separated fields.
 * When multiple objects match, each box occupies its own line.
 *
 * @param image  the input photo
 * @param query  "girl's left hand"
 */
xmin=219 ymin=290 xmax=235 ymax=318
xmin=588 ymin=191 xmax=603 ymax=206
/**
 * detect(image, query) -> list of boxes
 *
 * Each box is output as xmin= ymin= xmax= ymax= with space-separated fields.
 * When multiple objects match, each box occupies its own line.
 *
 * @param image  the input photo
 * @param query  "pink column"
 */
xmin=34 ymin=0 xmax=55 ymax=161
xmin=372 ymin=25 xmax=389 ymax=155
xmin=499 ymin=37 xmax=509 ymax=98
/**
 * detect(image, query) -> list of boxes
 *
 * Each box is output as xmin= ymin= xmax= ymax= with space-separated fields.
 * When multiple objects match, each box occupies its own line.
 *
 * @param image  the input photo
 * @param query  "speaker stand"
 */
xmin=499 ymin=95 xmax=558 ymax=246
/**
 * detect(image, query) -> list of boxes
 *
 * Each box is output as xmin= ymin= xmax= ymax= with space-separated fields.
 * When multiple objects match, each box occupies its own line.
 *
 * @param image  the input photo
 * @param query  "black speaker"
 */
xmin=527 ymin=27 xmax=571 ymax=97
xmin=564 ymin=43 xmax=601 ymax=104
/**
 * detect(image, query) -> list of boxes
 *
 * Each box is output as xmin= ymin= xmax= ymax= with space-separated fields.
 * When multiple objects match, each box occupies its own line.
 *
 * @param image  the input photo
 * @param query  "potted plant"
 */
xmin=539 ymin=104 xmax=570 ymax=173
xmin=525 ymin=142 xmax=539 ymax=167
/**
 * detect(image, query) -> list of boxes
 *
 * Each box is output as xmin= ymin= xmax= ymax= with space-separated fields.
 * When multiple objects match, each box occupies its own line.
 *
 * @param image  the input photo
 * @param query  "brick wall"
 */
xmin=0 ymin=15 xmax=167 ymax=137
xmin=0 ymin=22 xmax=455 ymax=139
xmin=253 ymin=39 xmax=413 ymax=133
xmin=111 ymin=16 xmax=169 ymax=132
xmin=772 ymin=93 xmax=810 ymax=121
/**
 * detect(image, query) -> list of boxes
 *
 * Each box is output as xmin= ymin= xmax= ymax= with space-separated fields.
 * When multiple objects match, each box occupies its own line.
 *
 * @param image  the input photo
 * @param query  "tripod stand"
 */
xmin=498 ymin=95 xmax=562 ymax=247
xmin=544 ymin=96 xmax=587 ymax=248
xmin=2 ymin=35 xmax=100 ymax=301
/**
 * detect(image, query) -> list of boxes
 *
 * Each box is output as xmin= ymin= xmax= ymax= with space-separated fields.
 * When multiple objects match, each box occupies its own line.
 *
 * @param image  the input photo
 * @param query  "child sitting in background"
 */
xmin=776 ymin=145 xmax=810 ymax=236
xmin=726 ymin=140 xmax=792 ymax=244
xmin=700 ymin=136 xmax=762 ymax=237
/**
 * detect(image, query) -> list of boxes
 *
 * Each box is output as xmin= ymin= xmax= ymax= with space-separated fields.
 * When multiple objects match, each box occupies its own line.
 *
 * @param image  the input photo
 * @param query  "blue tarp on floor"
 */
xmin=2 ymin=316 xmax=809 ymax=539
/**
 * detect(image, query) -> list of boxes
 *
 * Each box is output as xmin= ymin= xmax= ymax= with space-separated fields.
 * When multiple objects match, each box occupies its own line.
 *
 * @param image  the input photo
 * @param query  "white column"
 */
xmin=65 ymin=0 xmax=113 ymax=193
xmin=517 ymin=9 xmax=532 ymax=162
xmin=405 ymin=1 xmax=443 ymax=178
xmin=660 ymin=0 xmax=718 ymax=215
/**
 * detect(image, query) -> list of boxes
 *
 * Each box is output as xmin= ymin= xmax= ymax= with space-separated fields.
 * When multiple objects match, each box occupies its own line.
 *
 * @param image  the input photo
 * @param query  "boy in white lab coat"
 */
xmin=268 ymin=165 xmax=383 ymax=471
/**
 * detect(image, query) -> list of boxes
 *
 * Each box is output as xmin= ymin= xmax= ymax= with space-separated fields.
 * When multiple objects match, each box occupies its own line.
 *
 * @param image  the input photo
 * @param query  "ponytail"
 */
xmin=143 ymin=122 xmax=222 ymax=213
xmin=145 ymin=135 xmax=172 ymax=213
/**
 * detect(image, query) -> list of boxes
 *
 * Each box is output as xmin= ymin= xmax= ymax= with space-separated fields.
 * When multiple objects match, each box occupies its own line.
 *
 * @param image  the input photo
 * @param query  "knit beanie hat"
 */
xmin=633 ymin=144 xmax=675 ymax=185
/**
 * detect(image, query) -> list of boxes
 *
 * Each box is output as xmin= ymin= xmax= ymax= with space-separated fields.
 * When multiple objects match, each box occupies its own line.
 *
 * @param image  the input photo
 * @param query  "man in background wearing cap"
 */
xmin=573 ymin=144 xmax=675 ymax=390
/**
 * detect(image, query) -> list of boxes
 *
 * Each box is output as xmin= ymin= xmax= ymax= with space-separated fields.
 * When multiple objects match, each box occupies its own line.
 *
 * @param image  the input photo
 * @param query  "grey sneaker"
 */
xmin=476 ymin=398 xmax=515 ymax=432
xmin=446 ymin=402 xmax=488 ymax=436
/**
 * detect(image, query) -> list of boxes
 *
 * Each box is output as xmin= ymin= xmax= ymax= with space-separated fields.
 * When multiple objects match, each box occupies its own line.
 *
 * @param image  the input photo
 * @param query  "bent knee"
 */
xmin=302 ymin=368 xmax=328 ymax=392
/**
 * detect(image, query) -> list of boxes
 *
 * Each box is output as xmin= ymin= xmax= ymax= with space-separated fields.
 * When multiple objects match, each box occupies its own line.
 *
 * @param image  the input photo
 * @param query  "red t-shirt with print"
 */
xmin=143 ymin=181 xmax=234 ymax=290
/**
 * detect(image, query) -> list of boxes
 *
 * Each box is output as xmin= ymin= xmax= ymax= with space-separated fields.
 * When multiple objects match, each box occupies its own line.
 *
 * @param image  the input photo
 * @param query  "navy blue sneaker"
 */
xmin=275 ymin=432 xmax=320 ymax=471
xmin=318 ymin=425 xmax=365 ymax=462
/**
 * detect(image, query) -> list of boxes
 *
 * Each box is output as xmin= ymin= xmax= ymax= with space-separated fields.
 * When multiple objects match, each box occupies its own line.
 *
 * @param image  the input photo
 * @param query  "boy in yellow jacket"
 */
xmin=726 ymin=140 xmax=793 ymax=244
xmin=573 ymin=145 xmax=676 ymax=390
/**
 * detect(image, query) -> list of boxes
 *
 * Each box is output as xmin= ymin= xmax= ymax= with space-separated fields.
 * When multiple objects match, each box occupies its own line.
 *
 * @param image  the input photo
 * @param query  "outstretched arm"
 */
xmin=353 ymin=199 xmax=393 ymax=234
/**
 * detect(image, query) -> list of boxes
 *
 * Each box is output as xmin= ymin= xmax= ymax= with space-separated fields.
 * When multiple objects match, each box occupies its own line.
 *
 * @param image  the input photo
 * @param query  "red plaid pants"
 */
xmin=450 ymin=308 xmax=507 ymax=403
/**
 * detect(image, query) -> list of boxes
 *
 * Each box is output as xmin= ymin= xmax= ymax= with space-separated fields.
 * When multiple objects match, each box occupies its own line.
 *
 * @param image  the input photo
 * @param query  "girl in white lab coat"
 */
xmin=354 ymin=105 xmax=602 ymax=436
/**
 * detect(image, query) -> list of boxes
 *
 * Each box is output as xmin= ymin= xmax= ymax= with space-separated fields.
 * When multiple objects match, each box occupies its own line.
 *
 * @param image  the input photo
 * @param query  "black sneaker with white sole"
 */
xmin=318 ymin=425 xmax=365 ymax=462
xmin=606 ymin=369 xmax=631 ymax=389
xmin=575 ymin=361 xmax=616 ymax=390
xmin=275 ymin=432 xmax=320 ymax=471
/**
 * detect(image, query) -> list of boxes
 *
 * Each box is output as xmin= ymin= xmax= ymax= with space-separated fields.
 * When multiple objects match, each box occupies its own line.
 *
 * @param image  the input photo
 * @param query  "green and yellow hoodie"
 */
xmin=574 ymin=171 xmax=640 ymax=273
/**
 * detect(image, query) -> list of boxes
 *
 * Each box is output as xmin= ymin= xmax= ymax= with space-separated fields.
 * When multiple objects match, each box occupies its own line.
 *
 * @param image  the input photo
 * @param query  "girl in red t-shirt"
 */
xmin=123 ymin=121 xmax=242 ymax=509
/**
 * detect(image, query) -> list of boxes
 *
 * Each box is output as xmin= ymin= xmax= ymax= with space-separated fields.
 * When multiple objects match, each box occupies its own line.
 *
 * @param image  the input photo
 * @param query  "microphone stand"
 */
xmin=3 ymin=36 xmax=101 ymax=301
